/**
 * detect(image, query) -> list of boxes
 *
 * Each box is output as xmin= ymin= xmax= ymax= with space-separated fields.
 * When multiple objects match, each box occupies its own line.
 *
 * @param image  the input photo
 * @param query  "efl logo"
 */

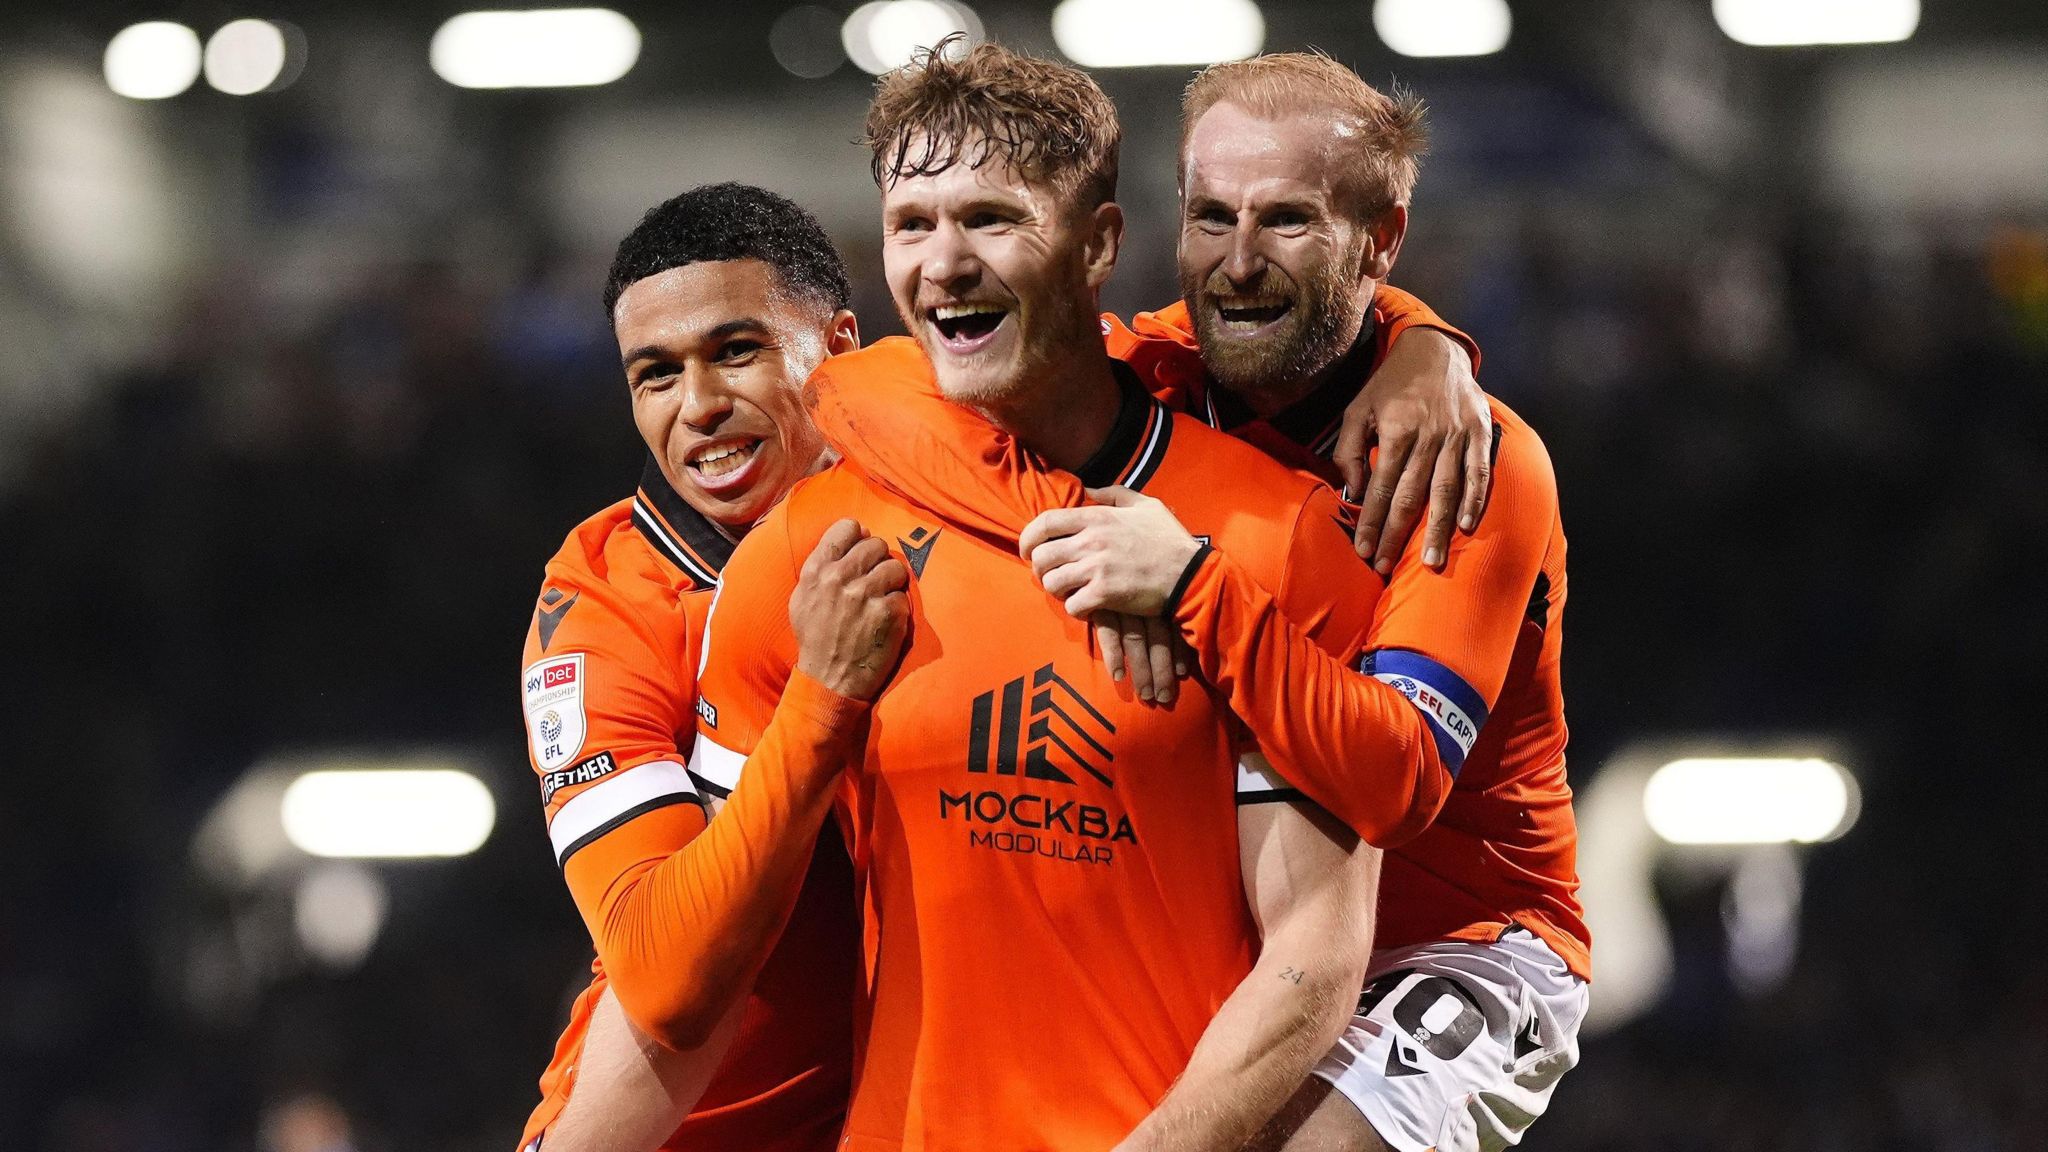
xmin=523 ymin=653 xmax=587 ymax=771
xmin=967 ymin=663 xmax=1115 ymax=787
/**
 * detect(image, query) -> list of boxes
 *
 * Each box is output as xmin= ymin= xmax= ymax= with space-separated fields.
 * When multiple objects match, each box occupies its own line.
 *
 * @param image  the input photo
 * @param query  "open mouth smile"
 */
xmin=928 ymin=302 xmax=1011 ymax=354
xmin=684 ymin=436 xmax=766 ymax=495
xmin=1214 ymin=297 xmax=1293 ymax=333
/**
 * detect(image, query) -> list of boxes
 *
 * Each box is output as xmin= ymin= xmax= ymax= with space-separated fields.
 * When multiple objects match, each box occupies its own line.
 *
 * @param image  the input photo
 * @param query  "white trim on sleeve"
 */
xmin=688 ymin=732 xmax=747 ymax=795
xmin=548 ymin=759 xmax=696 ymax=865
xmin=1235 ymin=752 xmax=1297 ymax=797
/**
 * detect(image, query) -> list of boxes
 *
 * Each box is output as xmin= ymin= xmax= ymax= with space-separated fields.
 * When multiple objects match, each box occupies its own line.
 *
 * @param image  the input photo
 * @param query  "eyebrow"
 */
xmin=619 ymin=317 xmax=772 ymax=368
xmin=886 ymin=193 xmax=1025 ymax=222
xmin=1183 ymin=194 xmax=1322 ymax=218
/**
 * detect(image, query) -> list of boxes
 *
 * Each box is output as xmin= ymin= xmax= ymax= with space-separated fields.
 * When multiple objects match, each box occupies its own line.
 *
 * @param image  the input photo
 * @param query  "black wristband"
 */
xmin=1162 ymin=541 xmax=1214 ymax=618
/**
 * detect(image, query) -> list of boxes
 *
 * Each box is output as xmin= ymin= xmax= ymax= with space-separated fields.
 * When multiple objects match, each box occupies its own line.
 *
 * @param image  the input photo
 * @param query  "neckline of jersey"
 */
xmin=1073 ymin=360 xmax=1173 ymax=491
xmin=632 ymin=454 xmax=735 ymax=589
xmin=1203 ymin=314 xmax=1378 ymax=457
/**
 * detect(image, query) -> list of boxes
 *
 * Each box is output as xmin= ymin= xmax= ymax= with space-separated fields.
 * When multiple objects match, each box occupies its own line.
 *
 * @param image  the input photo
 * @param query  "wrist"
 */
xmin=779 ymin=667 xmax=872 ymax=743
xmin=1161 ymin=539 xmax=1215 ymax=619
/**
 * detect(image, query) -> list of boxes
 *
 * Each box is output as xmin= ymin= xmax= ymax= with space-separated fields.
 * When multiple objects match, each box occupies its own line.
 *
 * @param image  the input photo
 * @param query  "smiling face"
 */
xmin=1178 ymin=100 xmax=1401 ymax=402
xmin=613 ymin=258 xmax=853 ymax=530
xmin=881 ymin=148 xmax=1117 ymax=408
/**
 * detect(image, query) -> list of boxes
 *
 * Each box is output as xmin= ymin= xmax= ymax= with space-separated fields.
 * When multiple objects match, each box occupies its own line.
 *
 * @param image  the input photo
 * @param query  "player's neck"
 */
xmin=972 ymin=342 xmax=1124 ymax=475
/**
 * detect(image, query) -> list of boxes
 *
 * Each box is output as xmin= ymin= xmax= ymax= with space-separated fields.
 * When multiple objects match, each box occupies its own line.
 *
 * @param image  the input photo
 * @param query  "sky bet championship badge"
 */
xmin=523 ymin=653 xmax=587 ymax=771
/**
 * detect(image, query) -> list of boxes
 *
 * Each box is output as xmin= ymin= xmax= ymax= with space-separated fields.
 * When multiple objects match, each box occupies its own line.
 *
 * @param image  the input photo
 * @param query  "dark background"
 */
xmin=3 ymin=1 xmax=2045 ymax=1149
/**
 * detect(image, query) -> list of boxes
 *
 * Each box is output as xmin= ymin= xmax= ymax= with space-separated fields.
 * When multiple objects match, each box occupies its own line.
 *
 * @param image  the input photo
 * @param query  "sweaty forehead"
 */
xmin=1183 ymin=102 xmax=1347 ymax=200
xmin=613 ymin=259 xmax=800 ymax=342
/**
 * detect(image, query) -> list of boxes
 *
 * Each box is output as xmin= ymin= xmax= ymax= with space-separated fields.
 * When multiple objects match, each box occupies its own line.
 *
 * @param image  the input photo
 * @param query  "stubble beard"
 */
xmin=1183 ymin=256 xmax=1367 ymax=402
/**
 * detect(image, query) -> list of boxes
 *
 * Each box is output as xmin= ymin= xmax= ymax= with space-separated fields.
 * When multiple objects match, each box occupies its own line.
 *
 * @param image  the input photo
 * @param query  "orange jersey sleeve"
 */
xmin=1171 ymin=534 xmax=1452 ymax=848
xmin=1174 ymin=400 xmax=1560 ymax=846
xmin=1365 ymin=401 xmax=1558 ymax=712
xmin=804 ymin=337 xmax=1080 ymax=553
xmin=525 ymin=514 xmax=866 ymax=1050
xmin=688 ymin=497 xmax=806 ymax=766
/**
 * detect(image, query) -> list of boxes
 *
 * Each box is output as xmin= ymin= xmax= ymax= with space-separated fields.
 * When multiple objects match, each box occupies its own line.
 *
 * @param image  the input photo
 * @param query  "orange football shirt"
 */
xmin=516 ymin=459 xmax=857 ymax=1152
xmin=806 ymin=304 xmax=1589 ymax=980
xmin=693 ymin=340 xmax=1383 ymax=1151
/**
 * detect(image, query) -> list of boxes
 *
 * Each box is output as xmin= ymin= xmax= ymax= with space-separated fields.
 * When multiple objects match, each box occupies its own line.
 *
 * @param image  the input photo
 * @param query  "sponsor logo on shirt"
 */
xmin=943 ymin=663 xmax=1131 ymax=866
xmin=540 ymin=749 xmax=619 ymax=804
xmin=523 ymin=653 xmax=587 ymax=770
xmin=898 ymin=525 xmax=941 ymax=580
xmin=535 ymin=587 xmax=579 ymax=652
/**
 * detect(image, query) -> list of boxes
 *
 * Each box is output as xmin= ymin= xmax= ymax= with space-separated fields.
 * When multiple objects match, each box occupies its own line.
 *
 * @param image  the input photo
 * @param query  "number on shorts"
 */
xmin=1359 ymin=969 xmax=1487 ymax=1061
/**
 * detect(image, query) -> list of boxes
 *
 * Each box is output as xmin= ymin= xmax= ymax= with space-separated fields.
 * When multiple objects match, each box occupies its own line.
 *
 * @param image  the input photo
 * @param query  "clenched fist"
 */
xmin=790 ymin=519 xmax=912 ymax=701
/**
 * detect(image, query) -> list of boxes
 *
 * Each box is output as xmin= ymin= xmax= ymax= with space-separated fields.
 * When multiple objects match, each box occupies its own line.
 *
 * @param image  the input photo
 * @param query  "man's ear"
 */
xmin=825 ymin=308 xmax=860 ymax=356
xmin=1082 ymin=200 xmax=1125 ymax=291
xmin=1363 ymin=203 xmax=1409 ymax=282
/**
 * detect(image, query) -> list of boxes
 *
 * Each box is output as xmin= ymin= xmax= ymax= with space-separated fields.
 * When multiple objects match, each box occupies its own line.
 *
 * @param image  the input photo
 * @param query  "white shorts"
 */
xmin=1312 ymin=928 xmax=1588 ymax=1152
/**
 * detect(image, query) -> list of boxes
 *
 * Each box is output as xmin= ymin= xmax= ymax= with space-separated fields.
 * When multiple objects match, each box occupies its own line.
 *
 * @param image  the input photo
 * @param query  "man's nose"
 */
xmin=677 ymin=363 xmax=735 ymax=430
xmin=923 ymin=220 xmax=982 ymax=291
xmin=1223 ymin=222 xmax=1266 ymax=288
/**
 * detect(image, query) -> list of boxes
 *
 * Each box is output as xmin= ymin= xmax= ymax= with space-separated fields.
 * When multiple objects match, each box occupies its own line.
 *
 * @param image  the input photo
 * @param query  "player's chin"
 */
xmin=926 ymin=341 xmax=1026 ymax=404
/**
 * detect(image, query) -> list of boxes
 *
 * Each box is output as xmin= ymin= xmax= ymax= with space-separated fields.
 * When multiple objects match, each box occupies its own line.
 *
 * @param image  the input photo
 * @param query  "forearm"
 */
xmin=543 ymin=987 xmax=744 ymax=1152
xmin=1116 ymin=935 xmax=1366 ymax=1152
xmin=583 ymin=670 xmax=866 ymax=1048
xmin=1173 ymin=550 xmax=1452 ymax=847
xmin=1371 ymin=283 xmax=1481 ymax=373
xmin=1121 ymin=803 xmax=1381 ymax=1152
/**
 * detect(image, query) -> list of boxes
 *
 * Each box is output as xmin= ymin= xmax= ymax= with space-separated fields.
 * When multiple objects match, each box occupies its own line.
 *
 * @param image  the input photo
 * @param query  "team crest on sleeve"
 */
xmin=523 ymin=653 xmax=588 ymax=770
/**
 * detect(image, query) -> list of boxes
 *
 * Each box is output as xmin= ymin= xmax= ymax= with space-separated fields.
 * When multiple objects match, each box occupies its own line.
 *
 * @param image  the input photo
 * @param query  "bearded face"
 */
xmin=1176 ymin=101 xmax=1383 ymax=407
xmin=1179 ymin=230 xmax=1367 ymax=397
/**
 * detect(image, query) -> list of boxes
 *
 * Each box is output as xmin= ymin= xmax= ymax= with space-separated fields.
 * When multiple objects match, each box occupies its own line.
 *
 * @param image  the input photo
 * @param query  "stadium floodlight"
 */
xmin=281 ymin=768 xmax=496 ymax=858
xmin=771 ymin=5 xmax=847 ymax=78
xmin=294 ymin=862 xmax=388 ymax=969
xmin=1642 ymin=757 xmax=1859 ymax=845
xmin=1372 ymin=0 xmax=1511 ymax=59
xmin=104 ymin=22 xmax=203 ymax=100
xmin=430 ymin=8 xmax=641 ymax=89
xmin=1050 ymin=0 xmax=1263 ymax=68
xmin=841 ymin=0 xmax=983 ymax=76
xmin=204 ymin=20 xmax=290 ymax=95
xmin=1713 ymin=0 xmax=1919 ymax=47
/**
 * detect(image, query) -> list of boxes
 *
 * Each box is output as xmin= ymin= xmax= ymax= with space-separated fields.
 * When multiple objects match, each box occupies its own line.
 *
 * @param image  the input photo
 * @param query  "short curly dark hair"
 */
xmin=602 ymin=182 xmax=852 ymax=321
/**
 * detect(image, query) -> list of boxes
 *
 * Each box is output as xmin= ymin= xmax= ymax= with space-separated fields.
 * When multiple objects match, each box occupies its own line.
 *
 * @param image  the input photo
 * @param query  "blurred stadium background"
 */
xmin=4 ymin=1 xmax=2045 ymax=1149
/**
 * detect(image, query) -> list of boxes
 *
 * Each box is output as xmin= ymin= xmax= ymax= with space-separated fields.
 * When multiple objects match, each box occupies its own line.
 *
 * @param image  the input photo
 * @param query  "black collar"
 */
xmin=1074 ymin=361 xmax=1173 ymax=490
xmin=632 ymin=455 xmax=734 ymax=589
xmin=1208 ymin=317 xmax=1376 ymax=456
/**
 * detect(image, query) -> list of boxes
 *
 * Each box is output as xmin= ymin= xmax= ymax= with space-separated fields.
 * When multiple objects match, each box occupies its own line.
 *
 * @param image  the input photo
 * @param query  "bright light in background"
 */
xmin=1723 ymin=845 xmax=1802 ymax=995
xmin=204 ymin=19 xmax=290 ymax=95
xmin=771 ymin=5 xmax=848 ymax=78
xmin=1643 ymin=757 xmax=1858 ymax=845
xmin=1714 ymin=0 xmax=1919 ymax=47
xmin=281 ymin=769 xmax=495 ymax=858
xmin=104 ymin=22 xmax=203 ymax=99
xmin=1373 ymin=0 xmax=1511 ymax=59
xmin=841 ymin=0 xmax=983 ymax=76
xmin=295 ymin=862 xmax=389 ymax=969
xmin=1051 ymin=0 xmax=1263 ymax=68
xmin=431 ymin=9 xmax=641 ymax=89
